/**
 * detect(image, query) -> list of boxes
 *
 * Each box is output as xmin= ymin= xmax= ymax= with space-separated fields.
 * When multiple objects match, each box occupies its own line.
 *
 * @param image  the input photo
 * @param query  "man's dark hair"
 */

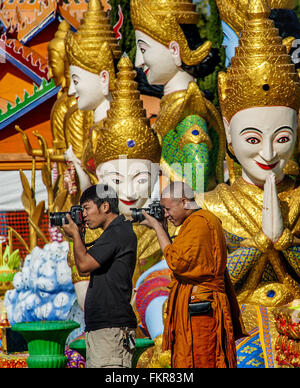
xmin=80 ymin=184 xmax=119 ymax=215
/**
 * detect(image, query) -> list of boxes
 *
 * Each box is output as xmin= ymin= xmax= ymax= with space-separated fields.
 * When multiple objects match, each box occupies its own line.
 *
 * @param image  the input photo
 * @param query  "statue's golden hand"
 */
xmin=240 ymin=233 xmax=272 ymax=253
xmin=240 ymin=238 xmax=258 ymax=249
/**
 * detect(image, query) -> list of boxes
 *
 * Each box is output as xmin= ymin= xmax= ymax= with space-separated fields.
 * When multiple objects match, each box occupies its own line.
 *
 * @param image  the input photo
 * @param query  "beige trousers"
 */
xmin=85 ymin=327 xmax=136 ymax=368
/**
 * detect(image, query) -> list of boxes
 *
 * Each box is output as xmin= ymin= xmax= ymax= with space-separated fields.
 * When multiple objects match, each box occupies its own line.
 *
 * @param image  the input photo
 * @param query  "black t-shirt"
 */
xmin=84 ymin=215 xmax=137 ymax=332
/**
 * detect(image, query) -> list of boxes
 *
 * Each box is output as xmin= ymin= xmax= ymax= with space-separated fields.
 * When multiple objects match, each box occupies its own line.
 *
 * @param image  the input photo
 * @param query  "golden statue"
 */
xmin=202 ymin=0 xmax=300 ymax=308
xmin=82 ymin=54 xmax=174 ymax=287
xmin=130 ymin=0 xmax=226 ymax=193
xmin=48 ymin=20 xmax=93 ymax=163
xmin=62 ymin=0 xmax=122 ymax=193
xmin=216 ymin=0 xmax=300 ymax=184
xmin=50 ymin=0 xmax=122 ymax=164
xmin=48 ymin=0 xmax=122 ymax=310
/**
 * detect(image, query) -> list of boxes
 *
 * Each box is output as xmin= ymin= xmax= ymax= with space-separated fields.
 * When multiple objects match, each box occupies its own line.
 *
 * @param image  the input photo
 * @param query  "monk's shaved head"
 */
xmin=161 ymin=181 xmax=195 ymax=201
xmin=160 ymin=182 xmax=199 ymax=224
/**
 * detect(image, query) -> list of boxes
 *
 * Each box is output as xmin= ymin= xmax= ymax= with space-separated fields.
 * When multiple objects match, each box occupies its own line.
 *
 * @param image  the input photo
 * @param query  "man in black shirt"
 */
xmin=62 ymin=184 xmax=137 ymax=368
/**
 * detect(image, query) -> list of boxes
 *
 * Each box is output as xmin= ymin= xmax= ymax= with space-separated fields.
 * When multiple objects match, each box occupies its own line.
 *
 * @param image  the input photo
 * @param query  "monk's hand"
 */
xmin=262 ymin=173 xmax=284 ymax=243
xmin=62 ymin=214 xmax=80 ymax=239
xmin=140 ymin=210 xmax=163 ymax=230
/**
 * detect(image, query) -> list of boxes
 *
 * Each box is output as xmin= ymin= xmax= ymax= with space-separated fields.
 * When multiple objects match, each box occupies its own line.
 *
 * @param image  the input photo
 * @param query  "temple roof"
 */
xmin=0 ymin=78 xmax=59 ymax=131
xmin=0 ymin=34 xmax=49 ymax=84
xmin=0 ymin=0 xmax=111 ymax=41
xmin=0 ymin=0 xmax=57 ymax=43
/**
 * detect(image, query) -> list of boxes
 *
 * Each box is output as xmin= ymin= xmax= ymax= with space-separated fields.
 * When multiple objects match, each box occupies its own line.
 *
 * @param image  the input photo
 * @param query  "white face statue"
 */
xmin=68 ymin=65 xmax=109 ymax=111
xmin=96 ymin=158 xmax=159 ymax=216
xmin=226 ymin=106 xmax=298 ymax=186
xmin=135 ymin=30 xmax=180 ymax=85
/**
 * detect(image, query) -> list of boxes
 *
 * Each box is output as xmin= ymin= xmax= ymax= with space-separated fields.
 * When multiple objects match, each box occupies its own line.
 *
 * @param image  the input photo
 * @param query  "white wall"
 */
xmin=0 ymin=170 xmax=48 ymax=211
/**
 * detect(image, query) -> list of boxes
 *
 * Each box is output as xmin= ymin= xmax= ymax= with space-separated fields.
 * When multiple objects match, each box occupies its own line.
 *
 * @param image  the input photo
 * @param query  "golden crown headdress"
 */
xmin=91 ymin=55 xmax=161 ymax=166
xmin=65 ymin=0 xmax=121 ymax=90
xmin=218 ymin=0 xmax=300 ymax=123
xmin=217 ymin=0 xmax=296 ymax=36
xmin=130 ymin=0 xmax=212 ymax=66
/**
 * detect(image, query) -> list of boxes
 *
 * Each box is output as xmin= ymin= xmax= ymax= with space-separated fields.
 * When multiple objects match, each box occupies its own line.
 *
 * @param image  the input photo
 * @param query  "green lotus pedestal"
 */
xmin=69 ymin=337 xmax=154 ymax=368
xmin=12 ymin=320 xmax=80 ymax=368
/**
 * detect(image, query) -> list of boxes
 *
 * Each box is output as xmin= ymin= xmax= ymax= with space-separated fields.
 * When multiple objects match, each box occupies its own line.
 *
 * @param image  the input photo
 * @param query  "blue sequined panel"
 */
xmin=224 ymin=231 xmax=261 ymax=284
xmin=236 ymin=330 xmax=265 ymax=368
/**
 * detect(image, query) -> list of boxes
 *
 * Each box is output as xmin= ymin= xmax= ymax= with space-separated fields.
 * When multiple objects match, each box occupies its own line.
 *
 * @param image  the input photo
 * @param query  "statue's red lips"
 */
xmin=256 ymin=161 xmax=279 ymax=170
xmin=120 ymin=199 xmax=137 ymax=205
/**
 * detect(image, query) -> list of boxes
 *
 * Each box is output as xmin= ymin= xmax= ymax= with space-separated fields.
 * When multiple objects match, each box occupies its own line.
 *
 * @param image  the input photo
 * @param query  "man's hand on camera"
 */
xmin=140 ymin=210 xmax=168 ymax=232
xmin=140 ymin=210 xmax=161 ymax=230
xmin=140 ymin=211 xmax=172 ymax=252
xmin=62 ymin=214 xmax=80 ymax=239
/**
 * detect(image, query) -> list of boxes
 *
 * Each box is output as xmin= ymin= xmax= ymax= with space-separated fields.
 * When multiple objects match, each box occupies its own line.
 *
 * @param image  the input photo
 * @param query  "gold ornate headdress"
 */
xmin=218 ymin=0 xmax=300 ymax=123
xmin=130 ymin=0 xmax=212 ymax=66
xmin=91 ymin=55 xmax=161 ymax=166
xmin=65 ymin=0 xmax=121 ymax=89
xmin=48 ymin=20 xmax=71 ymax=89
xmin=217 ymin=0 xmax=296 ymax=36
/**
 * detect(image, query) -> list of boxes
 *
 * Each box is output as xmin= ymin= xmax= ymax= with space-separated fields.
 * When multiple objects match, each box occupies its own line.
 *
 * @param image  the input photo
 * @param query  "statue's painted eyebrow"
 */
xmin=137 ymin=39 xmax=149 ymax=46
xmin=105 ymin=171 xmax=124 ymax=177
xmin=240 ymin=126 xmax=294 ymax=135
xmin=240 ymin=128 xmax=262 ymax=135
xmin=128 ymin=170 xmax=151 ymax=178
xmin=274 ymin=126 xmax=294 ymax=134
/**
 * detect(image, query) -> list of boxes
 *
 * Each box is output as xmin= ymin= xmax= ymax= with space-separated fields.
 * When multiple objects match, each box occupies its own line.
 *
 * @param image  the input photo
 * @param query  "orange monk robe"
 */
xmin=162 ymin=209 xmax=247 ymax=368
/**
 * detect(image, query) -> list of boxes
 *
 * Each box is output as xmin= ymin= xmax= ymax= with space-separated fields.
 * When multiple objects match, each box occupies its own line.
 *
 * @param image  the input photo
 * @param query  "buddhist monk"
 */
xmin=141 ymin=181 xmax=246 ymax=368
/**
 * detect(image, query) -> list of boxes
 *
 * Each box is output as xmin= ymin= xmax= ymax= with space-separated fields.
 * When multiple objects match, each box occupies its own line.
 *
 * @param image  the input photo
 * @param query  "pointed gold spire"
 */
xmin=74 ymin=0 xmax=121 ymax=59
xmin=247 ymin=0 xmax=270 ymax=19
xmin=91 ymin=55 xmax=162 ymax=166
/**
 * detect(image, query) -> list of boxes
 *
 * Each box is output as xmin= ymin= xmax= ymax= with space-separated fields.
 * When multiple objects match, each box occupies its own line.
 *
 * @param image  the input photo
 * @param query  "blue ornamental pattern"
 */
xmin=224 ymin=231 xmax=261 ymax=284
xmin=236 ymin=328 xmax=265 ymax=368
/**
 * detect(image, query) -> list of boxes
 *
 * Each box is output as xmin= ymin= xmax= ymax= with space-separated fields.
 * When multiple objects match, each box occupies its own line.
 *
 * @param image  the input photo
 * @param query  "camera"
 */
xmin=50 ymin=205 xmax=84 ymax=227
xmin=130 ymin=200 xmax=165 ymax=223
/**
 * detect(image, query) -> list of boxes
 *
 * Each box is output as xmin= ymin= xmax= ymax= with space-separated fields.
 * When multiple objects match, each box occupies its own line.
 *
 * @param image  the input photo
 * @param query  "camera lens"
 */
xmin=50 ymin=212 xmax=59 ymax=227
xmin=130 ymin=208 xmax=145 ymax=223
xmin=49 ymin=212 xmax=67 ymax=227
